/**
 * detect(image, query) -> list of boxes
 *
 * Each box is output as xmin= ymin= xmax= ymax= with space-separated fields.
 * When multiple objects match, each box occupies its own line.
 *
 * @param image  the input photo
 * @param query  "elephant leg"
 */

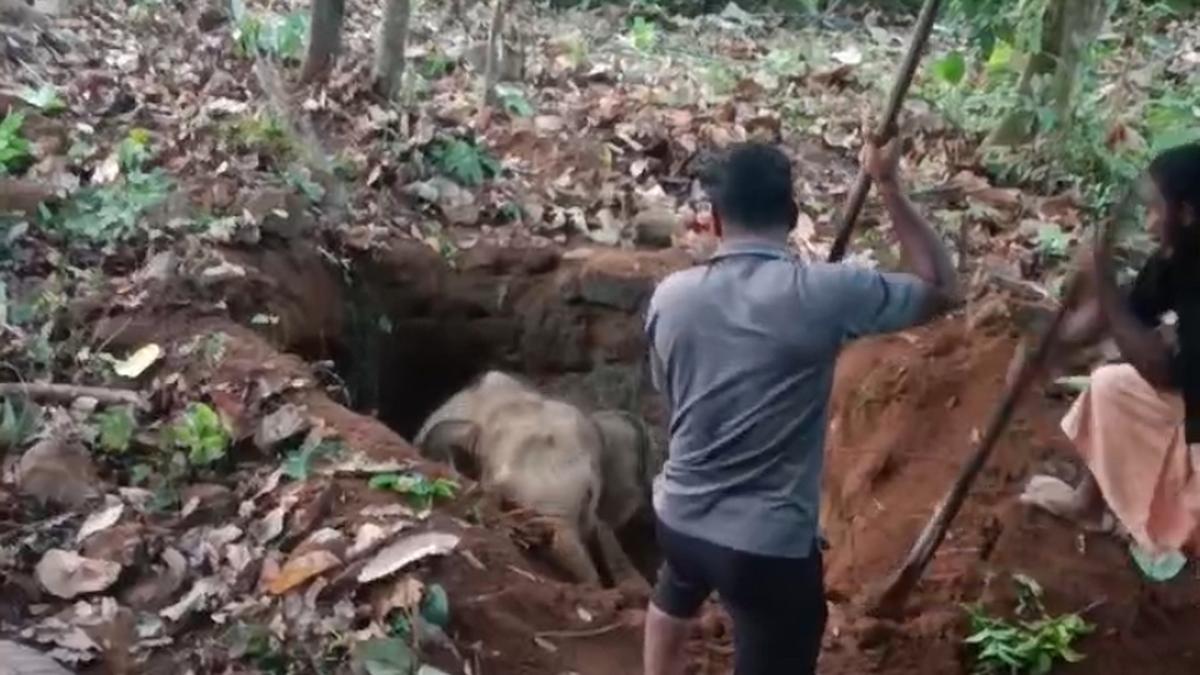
xmin=591 ymin=522 xmax=650 ymax=592
xmin=547 ymin=517 xmax=602 ymax=585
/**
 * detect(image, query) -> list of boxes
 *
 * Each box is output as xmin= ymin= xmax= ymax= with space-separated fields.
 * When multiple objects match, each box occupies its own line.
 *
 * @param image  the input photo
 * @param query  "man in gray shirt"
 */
xmin=642 ymin=140 xmax=959 ymax=675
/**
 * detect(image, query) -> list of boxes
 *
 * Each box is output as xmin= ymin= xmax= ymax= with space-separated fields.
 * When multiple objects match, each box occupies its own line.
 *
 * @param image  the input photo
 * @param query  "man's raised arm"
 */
xmin=862 ymin=139 xmax=961 ymax=316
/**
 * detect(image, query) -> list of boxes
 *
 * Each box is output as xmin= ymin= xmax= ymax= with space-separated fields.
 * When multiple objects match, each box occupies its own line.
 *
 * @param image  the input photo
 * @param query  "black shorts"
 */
xmin=652 ymin=519 xmax=827 ymax=675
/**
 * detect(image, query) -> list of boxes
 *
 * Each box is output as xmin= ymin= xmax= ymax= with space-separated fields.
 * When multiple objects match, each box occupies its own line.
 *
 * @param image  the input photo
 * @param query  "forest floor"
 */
xmin=2 ymin=0 xmax=1200 ymax=673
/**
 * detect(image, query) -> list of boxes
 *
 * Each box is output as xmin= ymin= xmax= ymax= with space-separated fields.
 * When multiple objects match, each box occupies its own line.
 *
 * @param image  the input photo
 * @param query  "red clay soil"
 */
xmin=90 ymin=244 xmax=1200 ymax=674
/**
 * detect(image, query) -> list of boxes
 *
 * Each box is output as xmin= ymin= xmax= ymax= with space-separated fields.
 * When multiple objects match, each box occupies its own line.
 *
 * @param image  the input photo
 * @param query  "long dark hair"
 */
xmin=1148 ymin=142 xmax=1200 ymax=260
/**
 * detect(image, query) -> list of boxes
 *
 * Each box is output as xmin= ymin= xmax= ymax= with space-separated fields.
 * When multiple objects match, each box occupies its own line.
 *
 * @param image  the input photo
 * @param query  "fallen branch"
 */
xmin=0 ymin=382 xmax=145 ymax=408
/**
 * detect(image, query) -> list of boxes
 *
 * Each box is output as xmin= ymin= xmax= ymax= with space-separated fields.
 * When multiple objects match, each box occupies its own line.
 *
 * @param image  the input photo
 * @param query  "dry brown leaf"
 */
xmin=358 ymin=532 xmax=460 ymax=584
xmin=16 ymin=438 xmax=100 ymax=508
xmin=0 ymin=639 xmax=77 ymax=675
xmin=35 ymin=550 xmax=122 ymax=599
xmin=76 ymin=498 xmax=124 ymax=544
xmin=267 ymin=550 xmax=342 ymax=595
xmin=373 ymin=575 xmax=425 ymax=620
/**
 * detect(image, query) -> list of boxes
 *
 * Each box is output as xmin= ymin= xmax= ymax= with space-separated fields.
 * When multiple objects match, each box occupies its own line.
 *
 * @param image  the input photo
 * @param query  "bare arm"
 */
xmin=877 ymin=180 xmax=961 ymax=311
xmin=863 ymin=139 xmax=961 ymax=315
xmin=1094 ymin=250 xmax=1174 ymax=387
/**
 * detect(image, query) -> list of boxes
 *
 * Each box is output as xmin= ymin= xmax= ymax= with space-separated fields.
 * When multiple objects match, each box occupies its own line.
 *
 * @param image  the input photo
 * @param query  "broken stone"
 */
xmin=16 ymin=438 xmax=100 ymax=509
xmin=35 ymin=550 xmax=121 ymax=600
xmin=632 ymin=209 xmax=679 ymax=249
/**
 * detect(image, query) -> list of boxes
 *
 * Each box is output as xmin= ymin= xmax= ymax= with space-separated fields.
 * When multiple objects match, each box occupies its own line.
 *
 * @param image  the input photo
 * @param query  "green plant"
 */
xmin=368 ymin=472 xmax=458 ymax=510
xmin=117 ymin=128 xmax=154 ymax=171
xmin=167 ymin=402 xmax=231 ymax=466
xmin=629 ymin=16 xmax=658 ymax=52
xmin=931 ymin=51 xmax=968 ymax=87
xmin=226 ymin=112 xmax=295 ymax=159
xmin=429 ymin=138 xmax=500 ymax=187
xmin=418 ymin=51 xmax=455 ymax=79
xmin=495 ymin=85 xmax=535 ymax=117
xmin=227 ymin=622 xmax=289 ymax=674
xmin=281 ymin=437 xmax=343 ymax=480
xmin=283 ymin=167 xmax=325 ymax=203
xmin=0 ymin=396 xmax=40 ymax=451
xmin=963 ymin=574 xmax=1094 ymax=674
xmin=0 ymin=112 xmax=33 ymax=176
xmin=1033 ymin=222 xmax=1070 ymax=259
xmin=230 ymin=0 xmax=309 ymax=61
xmin=17 ymin=85 xmax=67 ymax=114
xmin=45 ymin=169 xmax=172 ymax=244
xmin=94 ymin=406 xmax=136 ymax=454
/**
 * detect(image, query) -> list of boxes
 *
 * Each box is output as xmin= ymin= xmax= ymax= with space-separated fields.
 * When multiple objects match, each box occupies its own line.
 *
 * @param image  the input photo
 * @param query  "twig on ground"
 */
xmin=534 ymin=622 xmax=626 ymax=640
xmin=0 ymin=382 xmax=145 ymax=408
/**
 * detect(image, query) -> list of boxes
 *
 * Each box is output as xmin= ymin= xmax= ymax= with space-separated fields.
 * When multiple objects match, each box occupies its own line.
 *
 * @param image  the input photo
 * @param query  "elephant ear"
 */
xmin=418 ymin=419 xmax=481 ymax=479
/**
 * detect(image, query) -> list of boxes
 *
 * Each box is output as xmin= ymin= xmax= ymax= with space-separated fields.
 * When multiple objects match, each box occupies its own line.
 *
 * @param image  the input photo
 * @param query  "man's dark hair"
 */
xmin=711 ymin=142 xmax=797 ymax=232
xmin=1148 ymin=142 xmax=1200 ymax=254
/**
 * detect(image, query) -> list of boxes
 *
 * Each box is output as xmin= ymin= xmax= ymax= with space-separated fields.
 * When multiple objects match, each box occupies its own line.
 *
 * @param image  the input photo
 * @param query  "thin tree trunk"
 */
xmin=301 ymin=0 xmax=345 ymax=83
xmin=374 ymin=0 xmax=411 ymax=99
xmin=987 ymin=0 xmax=1108 ymax=147
xmin=480 ymin=0 xmax=509 ymax=106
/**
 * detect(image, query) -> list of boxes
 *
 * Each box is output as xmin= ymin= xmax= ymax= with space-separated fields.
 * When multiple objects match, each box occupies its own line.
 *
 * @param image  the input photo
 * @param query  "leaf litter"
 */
xmin=1 ymin=0 xmax=1198 ymax=672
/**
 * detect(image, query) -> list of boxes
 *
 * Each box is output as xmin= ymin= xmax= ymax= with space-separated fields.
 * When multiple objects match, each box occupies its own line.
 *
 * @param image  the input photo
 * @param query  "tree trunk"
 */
xmin=301 ymin=0 xmax=345 ymax=83
xmin=480 ymin=0 xmax=509 ymax=106
xmin=987 ymin=0 xmax=1108 ymax=147
xmin=374 ymin=0 xmax=411 ymax=99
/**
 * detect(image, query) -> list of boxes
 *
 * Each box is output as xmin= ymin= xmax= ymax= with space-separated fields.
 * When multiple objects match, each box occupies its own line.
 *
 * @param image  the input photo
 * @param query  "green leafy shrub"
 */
xmin=167 ymin=402 xmax=231 ymax=466
xmin=0 ymin=396 xmax=41 ymax=451
xmin=18 ymin=85 xmax=67 ymax=115
xmin=281 ymin=437 xmax=342 ymax=480
xmin=230 ymin=0 xmax=309 ymax=61
xmin=41 ymin=128 xmax=172 ymax=244
xmin=0 ymin=112 xmax=33 ymax=175
xmin=224 ymin=111 xmax=296 ymax=159
xmin=496 ymin=85 xmax=536 ymax=117
xmin=430 ymin=138 xmax=500 ymax=186
xmin=95 ymin=406 xmax=137 ymax=453
xmin=369 ymin=472 xmax=458 ymax=510
xmin=964 ymin=574 xmax=1094 ymax=674
xmin=46 ymin=170 xmax=172 ymax=244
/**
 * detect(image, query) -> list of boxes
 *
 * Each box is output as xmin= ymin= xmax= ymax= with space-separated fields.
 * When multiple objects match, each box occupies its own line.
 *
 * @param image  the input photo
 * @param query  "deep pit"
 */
xmin=109 ymin=237 xmax=1200 ymax=675
xmin=216 ymin=238 xmax=688 ymax=585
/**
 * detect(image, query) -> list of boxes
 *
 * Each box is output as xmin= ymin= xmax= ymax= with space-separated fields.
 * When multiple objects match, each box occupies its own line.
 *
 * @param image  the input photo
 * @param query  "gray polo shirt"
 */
xmin=646 ymin=239 xmax=931 ymax=558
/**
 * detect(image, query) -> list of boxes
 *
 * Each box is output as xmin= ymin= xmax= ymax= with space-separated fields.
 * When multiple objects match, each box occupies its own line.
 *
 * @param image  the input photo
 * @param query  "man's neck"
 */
xmin=720 ymin=230 xmax=789 ymax=248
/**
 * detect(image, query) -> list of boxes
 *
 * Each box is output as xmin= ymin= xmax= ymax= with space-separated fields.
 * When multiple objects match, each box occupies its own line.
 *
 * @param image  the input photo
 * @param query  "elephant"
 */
xmin=414 ymin=371 xmax=656 ymax=586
